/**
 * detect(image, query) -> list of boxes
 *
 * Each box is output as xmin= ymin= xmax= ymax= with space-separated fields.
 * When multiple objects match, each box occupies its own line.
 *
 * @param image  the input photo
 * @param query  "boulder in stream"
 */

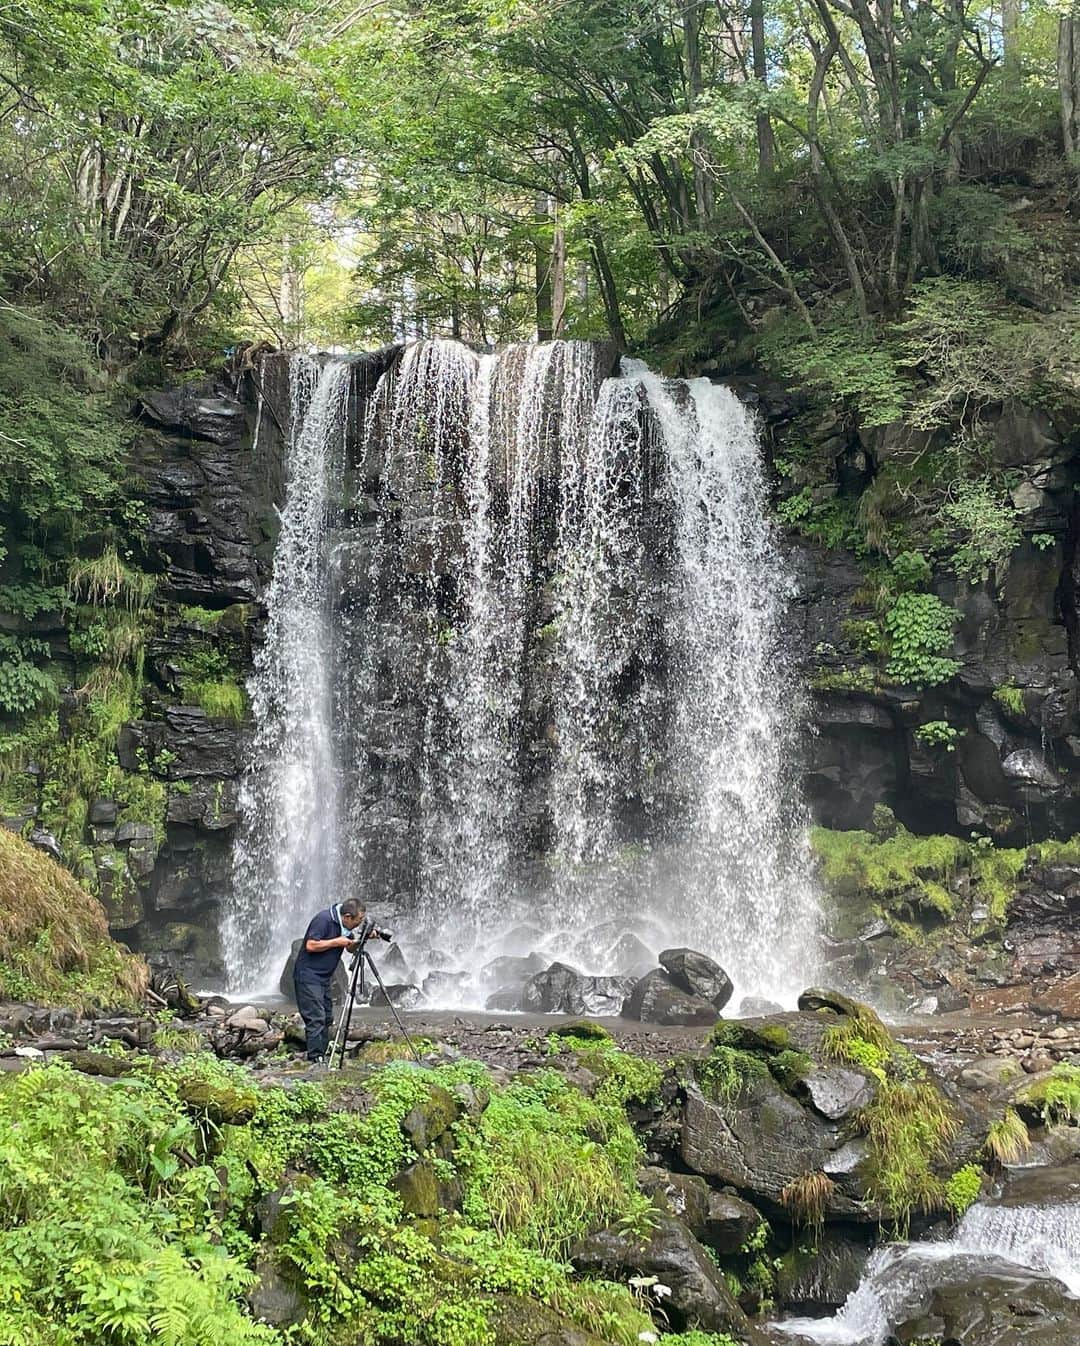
xmin=659 ymin=947 xmax=734 ymax=1009
xmin=621 ymin=968 xmax=717 ymax=1025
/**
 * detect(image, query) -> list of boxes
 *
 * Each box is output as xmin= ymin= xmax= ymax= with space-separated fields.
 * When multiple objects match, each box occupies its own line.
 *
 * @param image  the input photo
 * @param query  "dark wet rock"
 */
xmin=801 ymin=1065 xmax=875 ymax=1121
xmin=581 ymin=975 xmax=636 ymax=1016
xmin=570 ymin=1215 xmax=760 ymax=1340
xmin=371 ymin=983 xmax=425 ymax=1011
xmin=165 ymin=778 xmax=239 ymax=830
xmin=140 ymin=386 xmax=247 ymax=444
xmin=639 ymin=1166 xmax=711 ymax=1236
xmin=402 ymin=1084 xmax=459 ymax=1153
xmin=622 ymin=969 xmax=717 ymax=1026
xmin=894 ymin=1265 xmax=1080 ymax=1345
xmin=392 ymin=1159 xmax=440 ymax=1218
xmin=659 ymin=947 xmax=734 ymax=1010
xmin=521 ymin=962 xmax=586 ymax=1014
xmin=776 ymin=1229 xmax=872 ymax=1311
xmin=796 ymin=987 xmax=866 ymax=1016
xmin=704 ymin=1191 xmax=766 ymax=1255
xmin=248 ymin=1250 xmax=306 ymax=1328
xmin=120 ymin=708 xmax=241 ymax=780
xmin=28 ymin=828 xmax=62 ymax=862
xmin=680 ymin=1081 xmax=871 ymax=1218
xmin=89 ymin=799 xmax=118 ymax=825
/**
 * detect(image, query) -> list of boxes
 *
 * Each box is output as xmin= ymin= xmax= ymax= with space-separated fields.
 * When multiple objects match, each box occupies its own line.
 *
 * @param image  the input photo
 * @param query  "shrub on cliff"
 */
xmin=0 ymin=825 xmax=146 ymax=1007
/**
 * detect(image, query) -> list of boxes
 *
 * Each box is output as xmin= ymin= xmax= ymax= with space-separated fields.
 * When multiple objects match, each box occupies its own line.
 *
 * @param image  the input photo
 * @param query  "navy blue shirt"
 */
xmin=294 ymin=907 xmax=353 ymax=980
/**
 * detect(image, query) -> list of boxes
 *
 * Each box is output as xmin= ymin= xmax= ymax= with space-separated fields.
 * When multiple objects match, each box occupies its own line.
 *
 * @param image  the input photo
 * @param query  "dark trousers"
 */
xmin=294 ymin=972 xmax=334 ymax=1060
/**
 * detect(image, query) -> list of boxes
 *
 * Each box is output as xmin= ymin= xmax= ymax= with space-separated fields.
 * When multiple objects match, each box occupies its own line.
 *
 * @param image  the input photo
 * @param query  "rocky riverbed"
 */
xmin=4 ymin=979 xmax=1080 ymax=1345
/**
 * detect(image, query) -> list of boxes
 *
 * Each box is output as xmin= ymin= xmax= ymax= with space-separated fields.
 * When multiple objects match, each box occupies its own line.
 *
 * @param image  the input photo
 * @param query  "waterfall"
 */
xmin=225 ymin=355 xmax=350 ymax=992
xmin=773 ymin=1200 xmax=1080 ymax=1345
xmin=224 ymin=340 xmax=819 ymax=1004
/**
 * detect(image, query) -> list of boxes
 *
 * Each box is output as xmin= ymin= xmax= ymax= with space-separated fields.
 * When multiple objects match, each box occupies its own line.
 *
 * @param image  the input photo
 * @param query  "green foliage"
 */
xmin=914 ymin=720 xmax=962 ymax=752
xmin=882 ymin=592 xmax=960 ymax=688
xmin=994 ymin=682 xmax=1026 ymax=716
xmin=0 ymin=636 xmax=55 ymax=715
xmin=760 ymin=310 xmax=912 ymax=427
xmin=457 ymin=1066 xmax=652 ymax=1256
xmin=834 ymin=1016 xmax=960 ymax=1230
xmin=1019 ymin=1063 xmax=1080 ymax=1126
xmin=811 ymin=825 xmax=967 ymax=930
xmin=944 ymin=476 xmax=1022 ymax=583
xmin=697 ymin=1044 xmax=769 ymax=1104
xmin=186 ymin=678 xmax=247 ymax=722
xmin=944 ymin=1163 xmax=983 ymax=1216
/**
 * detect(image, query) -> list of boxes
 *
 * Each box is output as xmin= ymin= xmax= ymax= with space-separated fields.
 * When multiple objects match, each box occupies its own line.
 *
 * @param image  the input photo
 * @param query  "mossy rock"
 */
xmin=177 ymin=1075 xmax=259 ymax=1125
xmin=63 ymin=1049 xmax=136 ymax=1077
xmin=712 ymin=1020 xmax=792 ymax=1054
xmin=393 ymin=1159 xmax=440 ymax=1219
xmin=797 ymin=987 xmax=868 ymax=1018
xmin=486 ymin=1294 xmax=615 ymax=1346
xmin=550 ymin=1019 xmax=611 ymax=1042
xmin=402 ymin=1083 xmax=460 ymax=1153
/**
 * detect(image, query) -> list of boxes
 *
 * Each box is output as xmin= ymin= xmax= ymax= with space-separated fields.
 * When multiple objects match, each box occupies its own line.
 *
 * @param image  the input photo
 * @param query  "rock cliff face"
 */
xmin=736 ymin=383 xmax=1080 ymax=842
xmin=106 ymin=372 xmax=278 ymax=981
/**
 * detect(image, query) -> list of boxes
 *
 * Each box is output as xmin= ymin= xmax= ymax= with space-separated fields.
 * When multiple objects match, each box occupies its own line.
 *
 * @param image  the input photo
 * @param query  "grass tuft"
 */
xmin=780 ymin=1171 xmax=835 ymax=1229
xmin=984 ymin=1107 xmax=1030 ymax=1164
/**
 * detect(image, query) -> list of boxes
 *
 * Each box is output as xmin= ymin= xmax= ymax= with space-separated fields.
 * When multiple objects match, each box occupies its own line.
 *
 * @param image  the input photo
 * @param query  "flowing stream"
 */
xmin=226 ymin=340 xmax=818 ymax=1004
xmin=773 ymin=1199 xmax=1080 ymax=1345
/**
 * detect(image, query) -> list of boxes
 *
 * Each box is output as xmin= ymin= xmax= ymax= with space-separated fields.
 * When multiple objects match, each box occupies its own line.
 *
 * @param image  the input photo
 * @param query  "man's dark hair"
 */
xmin=340 ymin=898 xmax=366 ymax=918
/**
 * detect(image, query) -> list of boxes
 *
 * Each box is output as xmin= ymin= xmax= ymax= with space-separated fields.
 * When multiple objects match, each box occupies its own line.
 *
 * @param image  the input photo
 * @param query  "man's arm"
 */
xmin=305 ymin=934 xmax=353 ymax=953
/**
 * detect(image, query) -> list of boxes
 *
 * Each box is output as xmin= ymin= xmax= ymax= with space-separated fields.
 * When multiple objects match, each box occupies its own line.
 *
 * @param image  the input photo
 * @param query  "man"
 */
xmin=293 ymin=897 xmax=368 ymax=1064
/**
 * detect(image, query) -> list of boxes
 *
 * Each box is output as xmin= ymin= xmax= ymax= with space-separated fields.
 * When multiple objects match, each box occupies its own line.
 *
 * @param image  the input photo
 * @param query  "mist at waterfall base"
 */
xmin=225 ymin=340 xmax=820 ymax=1010
xmin=773 ymin=1197 xmax=1080 ymax=1345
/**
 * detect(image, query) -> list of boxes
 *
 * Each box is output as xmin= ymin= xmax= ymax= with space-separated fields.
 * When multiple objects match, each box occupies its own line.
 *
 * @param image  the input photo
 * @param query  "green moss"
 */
xmin=970 ymin=843 xmax=1026 ymax=922
xmin=697 ymin=1044 xmax=769 ymax=1103
xmin=770 ymin=1048 xmax=814 ymax=1090
xmin=185 ymin=676 xmax=246 ymax=722
xmin=821 ymin=1002 xmax=958 ymax=1230
xmin=811 ymin=825 xmax=967 ymax=902
xmin=1018 ymin=1063 xmax=1080 ymax=1125
xmin=944 ymin=1163 xmax=983 ymax=1215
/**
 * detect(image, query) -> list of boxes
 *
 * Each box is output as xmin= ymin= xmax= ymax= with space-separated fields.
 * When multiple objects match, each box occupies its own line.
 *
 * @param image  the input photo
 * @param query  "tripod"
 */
xmin=327 ymin=941 xmax=423 ymax=1070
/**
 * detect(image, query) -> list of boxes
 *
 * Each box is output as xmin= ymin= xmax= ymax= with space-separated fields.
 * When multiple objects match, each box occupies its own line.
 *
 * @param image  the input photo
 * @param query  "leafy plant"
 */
xmin=944 ymin=1163 xmax=983 ymax=1216
xmin=914 ymin=720 xmax=962 ymax=752
xmin=882 ymin=592 xmax=960 ymax=688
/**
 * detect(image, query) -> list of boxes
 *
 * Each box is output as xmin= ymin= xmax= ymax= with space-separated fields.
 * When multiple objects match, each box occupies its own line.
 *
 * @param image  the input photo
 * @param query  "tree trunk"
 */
xmin=750 ymin=0 xmax=776 ymax=175
xmin=588 ymin=225 xmax=627 ymax=349
xmin=535 ymin=191 xmax=554 ymax=342
xmin=1061 ymin=13 xmax=1080 ymax=157
xmin=551 ymin=218 xmax=567 ymax=338
xmin=1003 ymin=0 xmax=1020 ymax=71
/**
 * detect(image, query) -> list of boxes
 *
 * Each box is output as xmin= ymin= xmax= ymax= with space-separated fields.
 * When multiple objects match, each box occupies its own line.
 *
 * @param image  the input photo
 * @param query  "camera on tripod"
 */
xmin=349 ymin=915 xmax=393 ymax=947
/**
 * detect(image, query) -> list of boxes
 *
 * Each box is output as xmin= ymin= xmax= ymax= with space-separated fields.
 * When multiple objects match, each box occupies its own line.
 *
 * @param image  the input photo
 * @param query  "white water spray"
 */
xmin=226 ymin=356 xmax=350 ymax=992
xmin=225 ymin=341 xmax=819 ymax=1005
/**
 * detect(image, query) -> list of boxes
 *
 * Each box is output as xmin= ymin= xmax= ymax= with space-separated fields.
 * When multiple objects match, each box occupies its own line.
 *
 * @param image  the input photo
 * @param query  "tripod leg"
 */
xmin=364 ymin=951 xmax=423 ymax=1064
xmin=328 ymin=953 xmax=363 ymax=1071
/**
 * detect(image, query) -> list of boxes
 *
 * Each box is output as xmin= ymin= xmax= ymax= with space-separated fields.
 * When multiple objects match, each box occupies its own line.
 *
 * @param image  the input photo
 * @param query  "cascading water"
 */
xmin=225 ymin=339 xmax=820 ymax=1005
xmin=226 ymin=356 xmax=350 ymax=992
xmin=773 ymin=1199 xmax=1080 ymax=1346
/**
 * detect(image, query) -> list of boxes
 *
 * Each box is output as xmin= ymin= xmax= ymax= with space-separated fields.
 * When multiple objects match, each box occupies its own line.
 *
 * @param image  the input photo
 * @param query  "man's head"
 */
xmin=339 ymin=898 xmax=366 ymax=931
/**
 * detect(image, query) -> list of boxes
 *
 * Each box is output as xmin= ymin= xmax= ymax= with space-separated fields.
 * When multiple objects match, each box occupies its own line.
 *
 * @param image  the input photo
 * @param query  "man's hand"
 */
xmin=338 ymin=935 xmax=355 ymax=949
